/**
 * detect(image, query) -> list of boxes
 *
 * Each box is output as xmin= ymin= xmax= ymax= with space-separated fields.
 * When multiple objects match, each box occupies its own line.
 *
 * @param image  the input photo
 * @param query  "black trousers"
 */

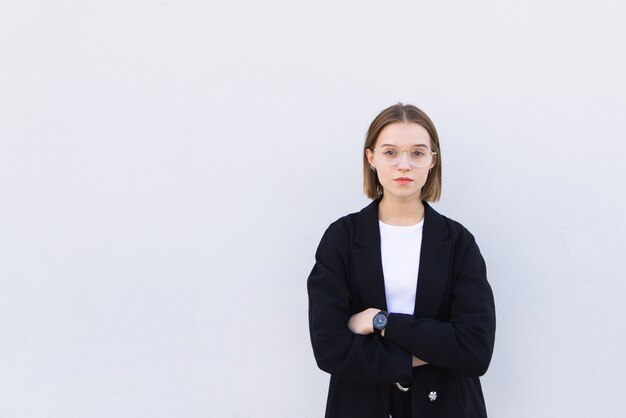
xmin=389 ymin=385 xmax=412 ymax=418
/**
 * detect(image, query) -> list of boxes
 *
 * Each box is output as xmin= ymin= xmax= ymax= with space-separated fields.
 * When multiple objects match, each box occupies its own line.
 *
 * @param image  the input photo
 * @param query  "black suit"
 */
xmin=307 ymin=198 xmax=496 ymax=417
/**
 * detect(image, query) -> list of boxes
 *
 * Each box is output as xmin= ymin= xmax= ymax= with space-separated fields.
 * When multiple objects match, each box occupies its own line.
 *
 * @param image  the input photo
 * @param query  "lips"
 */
xmin=394 ymin=177 xmax=413 ymax=183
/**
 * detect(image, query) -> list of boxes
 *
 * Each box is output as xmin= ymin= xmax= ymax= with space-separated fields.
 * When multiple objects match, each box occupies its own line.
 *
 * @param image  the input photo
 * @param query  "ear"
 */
xmin=365 ymin=148 xmax=375 ymax=166
xmin=430 ymin=153 xmax=438 ymax=170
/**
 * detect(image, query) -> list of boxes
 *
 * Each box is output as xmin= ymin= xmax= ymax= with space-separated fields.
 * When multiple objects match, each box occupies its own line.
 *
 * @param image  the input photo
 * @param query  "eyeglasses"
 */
xmin=372 ymin=146 xmax=437 ymax=168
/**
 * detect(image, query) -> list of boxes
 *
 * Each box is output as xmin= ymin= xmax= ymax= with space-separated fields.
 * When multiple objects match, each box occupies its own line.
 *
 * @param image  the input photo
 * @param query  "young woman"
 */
xmin=307 ymin=103 xmax=496 ymax=418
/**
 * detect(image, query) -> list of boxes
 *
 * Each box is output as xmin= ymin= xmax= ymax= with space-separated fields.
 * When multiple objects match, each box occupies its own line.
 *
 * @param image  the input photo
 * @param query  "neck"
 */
xmin=378 ymin=195 xmax=425 ymax=226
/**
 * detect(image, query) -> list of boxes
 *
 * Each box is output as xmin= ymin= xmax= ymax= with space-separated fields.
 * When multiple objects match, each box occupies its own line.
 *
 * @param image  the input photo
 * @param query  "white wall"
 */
xmin=1 ymin=1 xmax=625 ymax=417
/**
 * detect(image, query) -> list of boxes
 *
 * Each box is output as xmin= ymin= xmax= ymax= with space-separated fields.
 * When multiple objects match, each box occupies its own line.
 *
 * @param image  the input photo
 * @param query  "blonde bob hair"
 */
xmin=363 ymin=103 xmax=442 ymax=202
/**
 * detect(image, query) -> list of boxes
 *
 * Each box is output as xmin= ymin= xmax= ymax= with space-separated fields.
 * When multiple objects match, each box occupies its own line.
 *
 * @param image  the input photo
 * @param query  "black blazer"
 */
xmin=307 ymin=198 xmax=496 ymax=418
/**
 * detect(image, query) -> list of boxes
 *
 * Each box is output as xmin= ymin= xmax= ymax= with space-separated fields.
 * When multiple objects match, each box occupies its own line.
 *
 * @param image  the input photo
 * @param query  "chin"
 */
xmin=385 ymin=190 xmax=422 ymax=200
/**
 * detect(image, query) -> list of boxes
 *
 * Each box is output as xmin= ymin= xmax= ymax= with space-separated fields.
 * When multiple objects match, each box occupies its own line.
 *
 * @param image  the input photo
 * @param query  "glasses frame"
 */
xmin=372 ymin=146 xmax=437 ymax=168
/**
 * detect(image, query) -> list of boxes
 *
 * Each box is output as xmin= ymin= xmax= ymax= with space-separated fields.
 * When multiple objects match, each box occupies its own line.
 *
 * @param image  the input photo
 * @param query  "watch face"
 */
xmin=373 ymin=313 xmax=387 ymax=329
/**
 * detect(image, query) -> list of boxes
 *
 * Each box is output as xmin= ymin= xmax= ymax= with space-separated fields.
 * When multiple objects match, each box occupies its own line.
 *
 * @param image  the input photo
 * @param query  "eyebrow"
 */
xmin=378 ymin=143 xmax=429 ymax=148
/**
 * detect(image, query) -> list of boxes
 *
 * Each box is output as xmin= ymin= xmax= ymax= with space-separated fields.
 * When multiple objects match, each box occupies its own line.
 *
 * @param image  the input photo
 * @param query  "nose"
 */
xmin=397 ymin=150 xmax=411 ymax=170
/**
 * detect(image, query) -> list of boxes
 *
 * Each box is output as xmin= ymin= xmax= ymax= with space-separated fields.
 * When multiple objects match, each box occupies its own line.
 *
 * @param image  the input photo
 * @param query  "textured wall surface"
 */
xmin=1 ymin=1 xmax=625 ymax=417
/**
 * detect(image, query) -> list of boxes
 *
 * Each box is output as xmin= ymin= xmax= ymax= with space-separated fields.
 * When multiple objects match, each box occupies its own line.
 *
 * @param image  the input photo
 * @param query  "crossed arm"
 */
xmin=348 ymin=308 xmax=429 ymax=367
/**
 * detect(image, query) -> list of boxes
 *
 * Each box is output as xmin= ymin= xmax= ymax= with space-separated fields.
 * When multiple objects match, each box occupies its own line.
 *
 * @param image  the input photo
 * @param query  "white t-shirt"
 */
xmin=379 ymin=218 xmax=424 ymax=314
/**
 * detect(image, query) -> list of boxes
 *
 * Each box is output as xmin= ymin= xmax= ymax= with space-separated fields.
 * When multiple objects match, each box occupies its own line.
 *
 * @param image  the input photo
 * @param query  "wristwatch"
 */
xmin=372 ymin=310 xmax=389 ymax=335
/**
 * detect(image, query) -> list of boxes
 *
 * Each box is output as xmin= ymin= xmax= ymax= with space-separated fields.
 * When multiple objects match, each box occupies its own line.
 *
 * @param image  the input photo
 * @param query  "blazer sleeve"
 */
xmin=383 ymin=233 xmax=496 ymax=377
xmin=307 ymin=221 xmax=413 ymax=384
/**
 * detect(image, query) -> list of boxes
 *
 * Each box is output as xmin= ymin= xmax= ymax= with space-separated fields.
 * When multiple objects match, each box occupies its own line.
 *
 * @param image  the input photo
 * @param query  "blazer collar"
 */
xmin=351 ymin=197 xmax=451 ymax=316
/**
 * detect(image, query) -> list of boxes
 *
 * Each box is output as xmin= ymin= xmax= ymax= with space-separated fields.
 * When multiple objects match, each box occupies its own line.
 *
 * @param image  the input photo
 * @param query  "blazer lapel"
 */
xmin=414 ymin=202 xmax=451 ymax=317
xmin=351 ymin=199 xmax=388 ymax=311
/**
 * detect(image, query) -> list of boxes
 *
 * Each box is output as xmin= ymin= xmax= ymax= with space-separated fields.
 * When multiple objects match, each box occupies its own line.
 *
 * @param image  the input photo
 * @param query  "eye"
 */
xmin=383 ymin=148 xmax=398 ymax=156
xmin=411 ymin=150 xmax=426 ymax=157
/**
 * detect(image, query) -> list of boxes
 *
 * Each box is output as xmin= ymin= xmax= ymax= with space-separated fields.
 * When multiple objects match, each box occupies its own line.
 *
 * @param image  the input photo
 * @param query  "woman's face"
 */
xmin=365 ymin=122 xmax=436 ymax=201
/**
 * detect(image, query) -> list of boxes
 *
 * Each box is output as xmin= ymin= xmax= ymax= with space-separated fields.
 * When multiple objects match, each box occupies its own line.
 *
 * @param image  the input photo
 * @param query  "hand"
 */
xmin=412 ymin=356 xmax=429 ymax=367
xmin=348 ymin=308 xmax=381 ymax=335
